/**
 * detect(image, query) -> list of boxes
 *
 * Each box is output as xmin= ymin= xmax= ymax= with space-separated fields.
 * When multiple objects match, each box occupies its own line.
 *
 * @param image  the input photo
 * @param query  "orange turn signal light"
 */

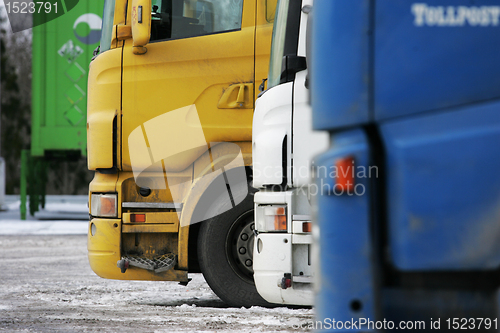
xmin=335 ymin=156 xmax=355 ymax=193
xmin=131 ymin=214 xmax=146 ymax=222
xmin=100 ymin=197 xmax=116 ymax=216
xmin=274 ymin=215 xmax=287 ymax=231
xmin=302 ymin=222 xmax=312 ymax=233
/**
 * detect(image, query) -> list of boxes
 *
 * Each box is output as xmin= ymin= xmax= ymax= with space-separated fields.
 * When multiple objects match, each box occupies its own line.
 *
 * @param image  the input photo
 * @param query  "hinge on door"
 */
xmin=116 ymin=24 xmax=132 ymax=40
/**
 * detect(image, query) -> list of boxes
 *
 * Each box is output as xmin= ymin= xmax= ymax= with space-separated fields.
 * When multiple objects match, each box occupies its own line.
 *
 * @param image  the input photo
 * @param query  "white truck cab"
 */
xmin=252 ymin=0 xmax=328 ymax=306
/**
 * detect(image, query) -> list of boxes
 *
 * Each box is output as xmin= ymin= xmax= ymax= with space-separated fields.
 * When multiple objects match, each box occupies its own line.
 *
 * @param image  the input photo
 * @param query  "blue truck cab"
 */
xmin=311 ymin=0 xmax=500 ymax=331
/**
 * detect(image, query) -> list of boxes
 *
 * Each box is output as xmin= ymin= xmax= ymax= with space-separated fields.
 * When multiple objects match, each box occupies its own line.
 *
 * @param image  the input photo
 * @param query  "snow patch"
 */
xmin=0 ymin=221 xmax=88 ymax=235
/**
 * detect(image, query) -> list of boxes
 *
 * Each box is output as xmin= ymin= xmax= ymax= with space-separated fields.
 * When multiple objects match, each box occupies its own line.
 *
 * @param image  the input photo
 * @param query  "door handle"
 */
xmin=218 ymin=83 xmax=254 ymax=109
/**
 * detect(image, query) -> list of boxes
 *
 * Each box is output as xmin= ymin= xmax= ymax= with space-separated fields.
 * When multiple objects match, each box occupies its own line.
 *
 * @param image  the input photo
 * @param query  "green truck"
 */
xmin=21 ymin=0 xmax=103 ymax=218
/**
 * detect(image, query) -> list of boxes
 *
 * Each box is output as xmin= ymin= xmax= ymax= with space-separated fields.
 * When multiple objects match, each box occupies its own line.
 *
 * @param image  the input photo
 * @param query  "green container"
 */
xmin=31 ymin=0 xmax=104 ymax=157
xmin=21 ymin=0 xmax=104 ymax=219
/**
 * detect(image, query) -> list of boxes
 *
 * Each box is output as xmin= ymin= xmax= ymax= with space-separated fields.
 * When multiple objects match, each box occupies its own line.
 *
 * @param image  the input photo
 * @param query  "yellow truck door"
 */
xmin=121 ymin=0 xmax=256 ymax=173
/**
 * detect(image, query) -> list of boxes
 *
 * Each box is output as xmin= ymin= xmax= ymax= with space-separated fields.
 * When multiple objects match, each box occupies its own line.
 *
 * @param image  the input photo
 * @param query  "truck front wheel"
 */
xmin=197 ymin=186 xmax=271 ymax=307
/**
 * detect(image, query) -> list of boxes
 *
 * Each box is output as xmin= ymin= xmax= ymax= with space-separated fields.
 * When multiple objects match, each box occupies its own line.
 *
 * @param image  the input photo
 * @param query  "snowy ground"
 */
xmin=0 ymin=195 xmax=89 ymax=235
xmin=0 ymin=196 xmax=314 ymax=332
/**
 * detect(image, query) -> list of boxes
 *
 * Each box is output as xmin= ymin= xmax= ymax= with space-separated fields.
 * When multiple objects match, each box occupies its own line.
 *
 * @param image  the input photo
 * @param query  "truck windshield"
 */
xmin=267 ymin=0 xmax=289 ymax=89
xmin=100 ymin=0 xmax=116 ymax=53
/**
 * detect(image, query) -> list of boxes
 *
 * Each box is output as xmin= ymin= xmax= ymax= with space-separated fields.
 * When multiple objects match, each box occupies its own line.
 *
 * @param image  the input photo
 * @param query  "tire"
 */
xmin=197 ymin=183 xmax=272 ymax=308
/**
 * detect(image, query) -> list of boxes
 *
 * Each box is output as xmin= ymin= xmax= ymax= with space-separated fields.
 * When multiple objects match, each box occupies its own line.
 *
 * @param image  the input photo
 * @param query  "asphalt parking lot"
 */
xmin=0 ymin=234 xmax=313 ymax=332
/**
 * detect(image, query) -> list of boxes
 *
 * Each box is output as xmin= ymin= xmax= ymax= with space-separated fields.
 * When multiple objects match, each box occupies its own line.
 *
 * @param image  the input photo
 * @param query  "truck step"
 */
xmin=118 ymin=253 xmax=177 ymax=273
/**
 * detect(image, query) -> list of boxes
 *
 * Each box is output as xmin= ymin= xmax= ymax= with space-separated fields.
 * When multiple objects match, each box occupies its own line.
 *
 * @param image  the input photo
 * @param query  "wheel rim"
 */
xmin=225 ymin=210 xmax=255 ymax=284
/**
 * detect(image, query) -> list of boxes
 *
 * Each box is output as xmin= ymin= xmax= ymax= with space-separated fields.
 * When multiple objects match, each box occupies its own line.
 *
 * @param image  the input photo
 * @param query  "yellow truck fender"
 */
xmin=177 ymin=141 xmax=252 ymax=269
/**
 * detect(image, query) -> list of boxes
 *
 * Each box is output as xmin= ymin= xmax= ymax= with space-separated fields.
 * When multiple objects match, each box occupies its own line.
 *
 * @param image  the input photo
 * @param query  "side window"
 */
xmin=150 ymin=0 xmax=244 ymax=42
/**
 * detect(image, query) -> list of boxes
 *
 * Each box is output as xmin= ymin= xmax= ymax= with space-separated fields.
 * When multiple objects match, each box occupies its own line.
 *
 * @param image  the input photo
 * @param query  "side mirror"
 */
xmin=131 ymin=0 xmax=152 ymax=54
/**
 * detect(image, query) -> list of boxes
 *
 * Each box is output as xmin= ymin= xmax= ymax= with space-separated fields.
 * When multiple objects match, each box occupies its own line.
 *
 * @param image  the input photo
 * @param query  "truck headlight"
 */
xmin=90 ymin=193 xmax=118 ymax=218
xmin=255 ymin=205 xmax=287 ymax=232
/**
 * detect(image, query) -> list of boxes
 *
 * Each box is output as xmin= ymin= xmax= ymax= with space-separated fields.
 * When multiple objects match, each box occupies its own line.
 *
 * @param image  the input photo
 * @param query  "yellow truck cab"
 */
xmin=87 ymin=0 xmax=276 ymax=307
